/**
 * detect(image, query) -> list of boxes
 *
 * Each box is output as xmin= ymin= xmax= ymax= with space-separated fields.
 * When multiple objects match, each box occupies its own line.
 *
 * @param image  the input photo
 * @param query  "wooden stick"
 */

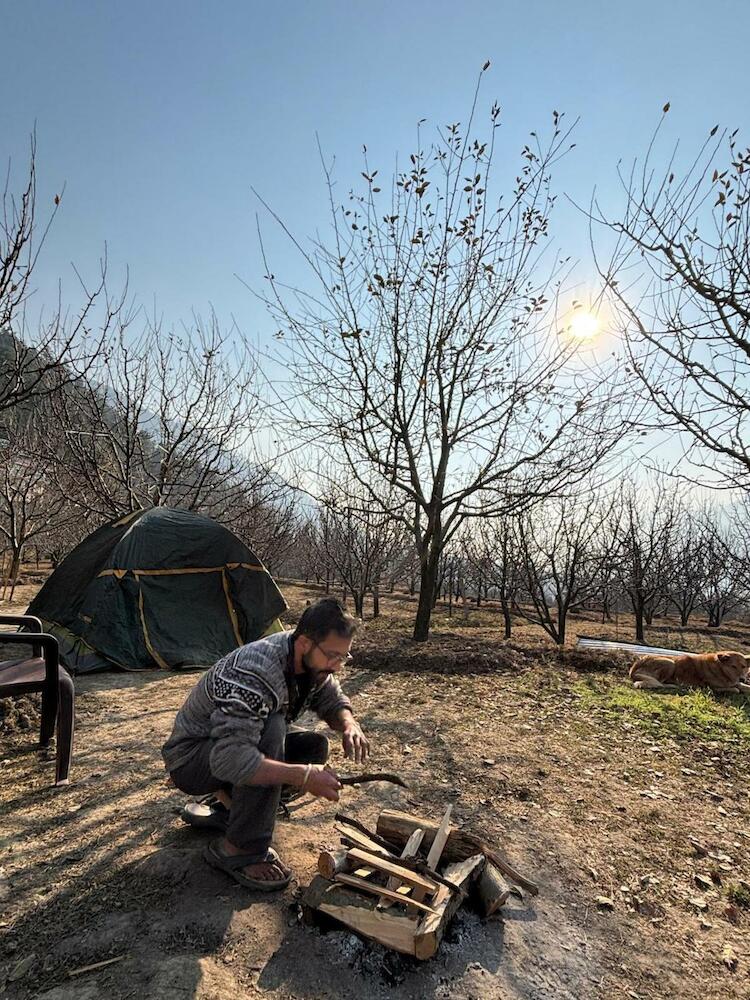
xmin=339 ymin=772 xmax=408 ymax=788
xmin=345 ymin=848 xmax=437 ymax=894
xmin=335 ymin=813 xmax=399 ymax=854
xmin=336 ymin=827 xmax=396 ymax=859
xmin=333 ymin=873 xmax=438 ymax=914
xmin=68 ymin=956 xmax=125 ymax=978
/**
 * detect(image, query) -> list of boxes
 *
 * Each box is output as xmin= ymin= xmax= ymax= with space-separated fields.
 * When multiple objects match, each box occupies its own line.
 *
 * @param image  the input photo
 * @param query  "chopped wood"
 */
xmin=412 ymin=805 xmax=452 ymax=904
xmin=335 ymin=813 xmax=399 ymax=854
xmin=476 ymin=861 xmax=522 ymax=916
xmin=377 ymin=809 xmax=539 ymax=896
xmin=345 ymin=847 xmax=438 ymax=894
xmin=317 ymin=849 xmax=350 ymax=879
xmin=381 ymin=827 xmax=425 ymax=909
xmin=68 ymin=955 xmax=125 ymax=978
xmin=303 ymin=875 xmax=420 ymax=956
xmin=426 ymin=804 xmax=453 ymax=869
xmin=414 ymin=854 xmax=485 ymax=960
xmin=335 ymin=822 xmax=397 ymax=858
xmin=333 ymin=873 xmax=439 ymax=914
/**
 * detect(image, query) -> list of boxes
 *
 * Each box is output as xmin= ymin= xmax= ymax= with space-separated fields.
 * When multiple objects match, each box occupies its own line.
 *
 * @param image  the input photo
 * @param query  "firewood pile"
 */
xmin=302 ymin=806 xmax=538 ymax=961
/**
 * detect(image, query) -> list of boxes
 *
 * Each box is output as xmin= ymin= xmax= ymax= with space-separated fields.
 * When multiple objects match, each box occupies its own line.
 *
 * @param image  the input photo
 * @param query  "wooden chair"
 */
xmin=0 ymin=614 xmax=74 ymax=785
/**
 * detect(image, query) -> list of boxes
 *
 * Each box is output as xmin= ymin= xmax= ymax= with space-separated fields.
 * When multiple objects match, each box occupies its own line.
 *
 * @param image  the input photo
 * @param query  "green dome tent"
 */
xmin=28 ymin=507 xmax=288 ymax=674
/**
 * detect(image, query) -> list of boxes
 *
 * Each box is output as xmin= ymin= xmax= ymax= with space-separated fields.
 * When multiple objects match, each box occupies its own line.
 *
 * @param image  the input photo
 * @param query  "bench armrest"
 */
xmin=0 ymin=614 xmax=44 ymax=632
xmin=0 ymin=632 xmax=60 ymax=687
xmin=0 ymin=615 xmax=45 ymax=656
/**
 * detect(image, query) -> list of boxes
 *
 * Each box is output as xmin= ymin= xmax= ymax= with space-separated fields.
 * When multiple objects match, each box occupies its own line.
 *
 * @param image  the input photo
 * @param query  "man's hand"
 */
xmin=342 ymin=719 xmax=370 ymax=764
xmin=305 ymin=764 xmax=342 ymax=802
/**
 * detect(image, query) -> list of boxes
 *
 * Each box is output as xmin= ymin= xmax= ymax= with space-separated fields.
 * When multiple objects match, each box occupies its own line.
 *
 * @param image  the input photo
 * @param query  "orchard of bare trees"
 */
xmin=3 ymin=86 xmax=750 ymax=644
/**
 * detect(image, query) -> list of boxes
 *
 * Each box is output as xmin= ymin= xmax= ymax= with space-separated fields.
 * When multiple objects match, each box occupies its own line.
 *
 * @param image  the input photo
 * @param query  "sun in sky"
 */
xmin=568 ymin=309 xmax=600 ymax=341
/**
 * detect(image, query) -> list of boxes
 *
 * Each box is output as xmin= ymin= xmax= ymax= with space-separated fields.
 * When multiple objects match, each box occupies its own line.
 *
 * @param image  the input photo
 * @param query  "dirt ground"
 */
xmin=2 ymin=581 xmax=750 ymax=999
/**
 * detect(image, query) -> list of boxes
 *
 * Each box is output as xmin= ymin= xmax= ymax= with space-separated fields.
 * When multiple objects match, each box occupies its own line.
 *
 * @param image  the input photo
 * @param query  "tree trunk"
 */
xmin=634 ymin=604 xmax=645 ymax=643
xmin=502 ymin=604 xmax=512 ymax=639
xmin=353 ymin=591 xmax=364 ymax=617
xmin=372 ymin=585 xmax=380 ymax=619
xmin=413 ymin=543 xmax=441 ymax=641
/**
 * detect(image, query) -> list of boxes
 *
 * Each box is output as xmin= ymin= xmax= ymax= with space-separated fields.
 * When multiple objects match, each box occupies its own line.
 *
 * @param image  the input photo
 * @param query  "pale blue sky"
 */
xmin=3 ymin=0 xmax=748 ymax=345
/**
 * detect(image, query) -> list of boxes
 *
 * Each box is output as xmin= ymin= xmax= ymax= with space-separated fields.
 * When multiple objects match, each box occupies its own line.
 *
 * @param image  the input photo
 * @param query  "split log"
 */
xmin=377 ymin=809 xmax=539 ymax=896
xmin=345 ymin=848 xmax=438 ymax=895
xmin=335 ymin=824 xmax=396 ymax=859
xmin=335 ymin=813 xmax=398 ymax=855
xmin=333 ymin=873 xmax=438 ymax=914
xmin=414 ymin=854 xmax=485 ymax=960
xmin=302 ymin=875 xmax=420 ymax=955
xmin=475 ymin=860 xmax=520 ymax=916
xmin=412 ymin=805 xmax=452 ymax=904
xmin=381 ymin=828 xmax=425 ymax=909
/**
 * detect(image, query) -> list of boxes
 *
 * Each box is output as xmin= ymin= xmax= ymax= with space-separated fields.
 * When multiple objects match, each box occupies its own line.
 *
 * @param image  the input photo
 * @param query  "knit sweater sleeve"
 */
xmin=207 ymin=645 xmax=286 ymax=786
xmin=309 ymin=673 xmax=353 ymax=727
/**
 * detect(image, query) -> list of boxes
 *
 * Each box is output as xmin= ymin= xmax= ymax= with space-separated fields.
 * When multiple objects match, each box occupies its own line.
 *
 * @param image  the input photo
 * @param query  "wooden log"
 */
xmin=335 ymin=821 xmax=397 ymax=858
xmin=377 ymin=809 xmax=539 ymax=896
xmin=475 ymin=860 xmax=518 ymax=916
xmin=333 ymin=873 xmax=439 ymax=914
xmin=412 ymin=805 xmax=452 ymax=905
xmin=335 ymin=813 xmax=399 ymax=854
xmin=345 ymin=848 xmax=437 ymax=895
xmin=426 ymin=805 xmax=453 ymax=869
xmin=414 ymin=853 xmax=485 ymax=960
xmin=381 ymin=828 xmax=425 ymax=909
xmin=318 ymin=849 xmax=350 ymax=880
xmin=302 ymin=875 xmax=419 ymax=956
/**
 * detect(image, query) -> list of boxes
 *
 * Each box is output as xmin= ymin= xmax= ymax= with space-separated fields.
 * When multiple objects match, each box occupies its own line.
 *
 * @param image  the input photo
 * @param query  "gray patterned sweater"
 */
xmin=161 ymin=630 xmax=352 ymax=785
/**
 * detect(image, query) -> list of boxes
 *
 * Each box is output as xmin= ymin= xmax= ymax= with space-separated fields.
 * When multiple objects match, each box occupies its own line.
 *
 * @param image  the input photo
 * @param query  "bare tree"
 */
xmin=616 ymin=479 xmax=678 ymax=643
xmin=664 ymin=503 xmax=707 ymax=627
xmin=599 ymin=118 xmax=750 ymax=490
xmin=261 ymin=77 xmax=627 ymax=639
xmin=700 ymin=514 xmax=745 ymax=627
xmin=318 ymin=490 xmax=407 ymax=618
xmin=512 ymin=491 xmax=619 ymax=645
xmin=47 ymin=315 xmax=266 ymax=521
xmin=466 ymin=520 xmax=520 ymax=638
xmin=1 ymin=135 xmax=122 ymax=412
xmin=0 ymin=410 xmax=74 ymax=597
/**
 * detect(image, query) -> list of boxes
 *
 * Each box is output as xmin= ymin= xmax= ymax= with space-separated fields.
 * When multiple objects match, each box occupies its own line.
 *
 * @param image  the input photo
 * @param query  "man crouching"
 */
xmin=161 ymin=597 xmax=369 ymax=891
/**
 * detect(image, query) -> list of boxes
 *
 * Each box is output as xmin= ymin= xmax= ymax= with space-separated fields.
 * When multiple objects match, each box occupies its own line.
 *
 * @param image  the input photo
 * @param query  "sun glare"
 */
xmin=568 ymin=310 xmax=600 ymax=341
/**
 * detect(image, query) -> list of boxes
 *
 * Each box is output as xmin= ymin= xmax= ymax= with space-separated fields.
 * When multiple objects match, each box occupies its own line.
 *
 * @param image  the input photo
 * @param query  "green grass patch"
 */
xmin=572 ymin=677 xmax=750 ymax=743
xmin=727 ymin=883 xmax=750 ymax=910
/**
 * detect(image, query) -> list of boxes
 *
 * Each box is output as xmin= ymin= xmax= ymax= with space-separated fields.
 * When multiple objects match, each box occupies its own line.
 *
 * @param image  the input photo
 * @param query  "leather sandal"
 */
xmin=203 ymin=841 xmax=292 ymax=891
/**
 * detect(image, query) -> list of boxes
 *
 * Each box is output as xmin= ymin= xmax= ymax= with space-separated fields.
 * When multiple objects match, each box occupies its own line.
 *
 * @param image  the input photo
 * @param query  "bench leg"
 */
xmin=54 ymin=670 xmax=75 ymax=786
xmin=39 ymin=678 xmax=59 ymax=748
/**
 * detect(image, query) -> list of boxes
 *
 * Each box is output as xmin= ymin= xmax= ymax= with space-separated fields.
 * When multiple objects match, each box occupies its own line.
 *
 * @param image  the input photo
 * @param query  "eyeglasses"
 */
xmin=311 ymin=641 xmax=352 ymax=667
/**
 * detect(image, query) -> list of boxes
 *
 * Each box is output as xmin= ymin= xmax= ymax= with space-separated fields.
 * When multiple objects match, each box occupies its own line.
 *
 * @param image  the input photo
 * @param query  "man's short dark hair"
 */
xmin=292 ymin=597 xmax=358 ymax=644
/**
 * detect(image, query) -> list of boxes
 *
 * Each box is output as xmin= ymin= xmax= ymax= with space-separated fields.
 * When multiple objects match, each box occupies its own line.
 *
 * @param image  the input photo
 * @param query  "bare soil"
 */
xmin=1 ymin=581 xmax=750 ymax=999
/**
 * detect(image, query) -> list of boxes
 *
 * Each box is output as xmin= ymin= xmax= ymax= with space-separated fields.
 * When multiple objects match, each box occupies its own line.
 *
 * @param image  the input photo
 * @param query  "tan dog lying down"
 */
xmin=629 ymin=651 xmax=750 ymax=693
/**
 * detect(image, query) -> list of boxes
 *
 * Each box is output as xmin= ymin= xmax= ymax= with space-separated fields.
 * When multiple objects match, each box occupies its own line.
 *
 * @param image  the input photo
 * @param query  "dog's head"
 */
xmin=718 ymin=651 xmax=750 ymax=680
